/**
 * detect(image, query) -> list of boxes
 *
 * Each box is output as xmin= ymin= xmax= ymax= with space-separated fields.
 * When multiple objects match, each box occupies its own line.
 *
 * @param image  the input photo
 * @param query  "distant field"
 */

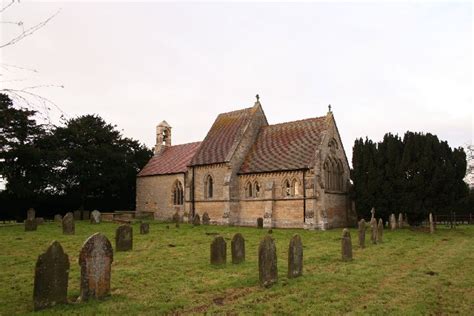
xmin=0 ymin=221 xmax=473 ymax=315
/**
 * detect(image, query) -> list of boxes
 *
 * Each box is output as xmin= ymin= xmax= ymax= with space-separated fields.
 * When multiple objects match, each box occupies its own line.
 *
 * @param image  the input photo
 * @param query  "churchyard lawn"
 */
xmin=0 ymin=222 xmax=473 ymax=315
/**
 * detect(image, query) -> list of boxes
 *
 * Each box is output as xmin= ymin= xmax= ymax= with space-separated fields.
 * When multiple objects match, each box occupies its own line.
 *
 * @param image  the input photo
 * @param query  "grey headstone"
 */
xmin=398 ymin=213 xmax=403 ymax=229
xmin=62 ymin=212 xmax=75 ymax=235
xmin=258 ymin=235 xmax=278 ymax=288
xmin=193 ymin=214 xmax=201 ymax=226
xmin=377 ymin=218 xmax=383 ymax=243
xmin=25 ymin=219 xmax=37 ymax=231
xmin=257 ymin=217 xmax=263 ymax=228
xmin=73 ymin=210 xmax=81 ymax=221
xmin=54 ymin=214 xmax=62 ymax=223
xmin=172 ymin=211 xmax=180 ymax=223
xmin=78 ymin=233 xmax=113 ymax=301
xmin=358 ymin=219 xmax=366 ymax=248
xmin=140 ymin=222 xmax=149 ymax=234
xmin=231 ymin=233 xmax=245 ymax=264
xmin=115 ymin=225 xmax=133 ymax=251
xmin=370 ymin=207 xmax=375 ymax=220
xmin=341 ymin=228 xmax=353 ymax=261
xmin=90 ymin=210 xmax=101 ymax=224
xmin=82 ymin=210 xmax=90 ymax=220
xmin=27 ymin=208 xmax=35 ymax=220
xmin=288 ymin=234 xmax=303 ymax=279
xmin=429 ymin=213 xmax=435 ymax=234
xmin=33 ymin=241 xmax=69 ymax=311
xmin=370 ymin=217 xmax=378 ymax=244
xmin=390 ymin=213 xmax=397 ymax=230
xmin=35 ymin=217 xmax=45 ymax=225
xmin=210 ymin=236 xmax=226 ymax=265
xmin=202 ymin=212 xmax=210 ymax=225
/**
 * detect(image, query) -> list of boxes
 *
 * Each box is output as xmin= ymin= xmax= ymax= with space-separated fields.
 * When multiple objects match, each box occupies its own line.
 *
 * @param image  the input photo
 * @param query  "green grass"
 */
xmin=0 ymin=221 xmax=473 ymax=315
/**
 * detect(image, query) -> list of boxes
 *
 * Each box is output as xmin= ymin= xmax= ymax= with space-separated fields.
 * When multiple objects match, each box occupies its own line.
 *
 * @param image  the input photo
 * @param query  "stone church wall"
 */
xmin=136 ymin=174 xmax=185 ymax=220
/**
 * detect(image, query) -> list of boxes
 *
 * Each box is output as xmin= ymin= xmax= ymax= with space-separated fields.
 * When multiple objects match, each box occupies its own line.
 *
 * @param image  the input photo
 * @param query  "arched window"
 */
xmin=246 ymin=181 xmax=253 ymax=198
xmin=205 ymin=175 xmax=213 ymax=199
xmin=283 ymin=179 xmax=291 ymax=197
xmin=173 ymin=181 xmax=184 ymax=205
xmin=292 ymin=178 xmax=300 ymax=196
xmin=254 ymin=181 xmax=260 ymax=197
xmin=324 ymin=157 xmax=344 ymax=191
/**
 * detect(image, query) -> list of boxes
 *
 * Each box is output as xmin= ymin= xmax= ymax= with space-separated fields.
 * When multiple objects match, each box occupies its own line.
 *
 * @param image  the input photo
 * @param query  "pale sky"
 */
xmin=1 ymin=1 xmax=472 ymax=165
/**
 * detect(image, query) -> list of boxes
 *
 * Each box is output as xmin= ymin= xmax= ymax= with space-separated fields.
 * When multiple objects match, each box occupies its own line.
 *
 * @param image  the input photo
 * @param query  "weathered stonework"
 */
xmin=231 ymin=233 xmax=245 ymax=264
xmin=62 ymin=212 xmax=75 ymax=235
xmin=341 ymin=228 xmax=353 ymax=261
xmin=115 ymin=225 xmax=133 ymax=251
xmin=258 ymin=235 xmax=278 ymax=288
xmin=288 ymin=234 xmax=303 ymax=278
xmin=210 ymin=236 xmax=227 ymax=265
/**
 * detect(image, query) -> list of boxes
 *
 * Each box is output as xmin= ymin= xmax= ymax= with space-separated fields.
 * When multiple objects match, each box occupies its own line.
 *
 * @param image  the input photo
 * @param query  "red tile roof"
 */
xmin=138 ymin=142 xmax=201 ymax=176
xmin=190 ymin=107 xmax=253 ymax=166
xmin=239 ymin=116 xmax=328 ymax=174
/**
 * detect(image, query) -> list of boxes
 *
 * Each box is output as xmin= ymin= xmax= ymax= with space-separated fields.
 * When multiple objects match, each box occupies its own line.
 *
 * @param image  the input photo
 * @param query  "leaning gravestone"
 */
xmin=377 ymin=218 xmax=383 ymax=243
xmin=257 ymin=217 xmax=263 ymax=228
xmin=62 ymin=212 xmax=75 ymax=235
xmin=202 ymin=212 xmax=210 ymax=225
xmin=370 ymin=217 xmax=378 ymax=244
xmin=341 ymin=228 xmax=353 ymax=261
xmin=258 ymin=235 xmax=278 ymax=287
xmin=25 ymin=219 xmax=37 ymax=231
xmin=73 ymin=210 xmax=81 ymax=221
xmin=33 ymin=241 xmax=69 ymax=311
xmin=54 ymin=214 xmax=62 ymax=223
xmin=231 ymin=233 xmax=245 ymax=264
xmin=358 ymin=219 xmax=366 ymax=248
xmin=140 ymin=222 xmax=149 ymax=234
xmin=82 ymin=210 xmax=90 ymax=221
xmin=90 ymin=210 xmax=101 ymax=224
xmin=429 ymin=213 xmax=435 ymax=234
xmin=27 ymin=208 xmax=36 ymax=220
xmin=288 ymin=234 xmax=303 ymax=279
xmin=193 ymin=214 xmax=201 ymax=226
xmin=390 ymin=213 xmax=397 ymax=230
xmin=115 ymin=225 xmax=133 ymax=251
xmin=210 ymin=236 xmax=226 ymax=265
xmin=398 ymin=213 xmax=403 ymax=229
xmin=78 ymin=233 xmax=113 ymax=301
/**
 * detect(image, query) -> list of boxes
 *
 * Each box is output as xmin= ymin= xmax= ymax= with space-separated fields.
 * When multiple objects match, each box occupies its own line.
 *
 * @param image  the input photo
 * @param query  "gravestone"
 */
xmin=404 ymin=213 xmax=409 ymax=227
xmin=202 ymin=212 xmax=210 ymax=225
xmin=341 ymin=228 xmax=353 ymax=261
xmin=115 ymin=225 xmax=133 ymax=251
xmin=35 ymin=217 xmax=45 ymax=225
xmin=370 ymin=217 xmax=377 ymax=244
xmin=377 ymin=218 xmax=383 ymax=243
xmin=25 ymin=219 xmax=37 ymax=231
xmin=210 ymin=236 xmax=226 ymax=265
xmin=54 ymin=214 xmax=62 ymax=223
xmin=33 ymin=241 xmax=69 ymax=311
xmin=390 ymin=213 xmax=397 ymax=230
xmin=288 ymin=234 xmax=303 ymax=279
xmin=140 ymin=222 xmax=150 ymax=234
xmin=193 ymin=214 xmax=201 ymax=226
xmin=90 ymin=210 xmax=101 ymax=224
xmin=73 ymin=210 xmax=81 ymax=221
xmin=231 ymin=233 xmax=245 ymax=264
xmin=82 ymin=210 xmax=90 ymax=220
xmin=429 ymin=213 xmax=435 ymax=234
xmin=358 ymin=219 xmax=366 ymax=248
xmin=27 ymin=208 xmax=35 ymax=220
xmin=62 ymin=212 xmax=75 ymax=235
xmin=257 ymin=217 xmax=263 ymax=228
xmin=258 ymin=235 xmax=278 ymax=288
xmin=398 ymin=213 xmax=403 ymax=229
xmin=370 ymin=207 xmax=375 ymax=221
xmin=172 ymin=211 xmax=180 ymax=223
xmin=78 ymin=233 xmax=113 ymax=301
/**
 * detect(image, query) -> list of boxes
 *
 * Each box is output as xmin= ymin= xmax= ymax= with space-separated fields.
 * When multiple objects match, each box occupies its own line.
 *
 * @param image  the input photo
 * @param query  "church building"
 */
xmin=136 ymin=97 xmax=356 ymax=229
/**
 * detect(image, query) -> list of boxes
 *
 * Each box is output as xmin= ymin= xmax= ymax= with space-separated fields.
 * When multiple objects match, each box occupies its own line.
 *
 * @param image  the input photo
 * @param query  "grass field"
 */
xmin=0 ymin=221 xmax=473 ymax=315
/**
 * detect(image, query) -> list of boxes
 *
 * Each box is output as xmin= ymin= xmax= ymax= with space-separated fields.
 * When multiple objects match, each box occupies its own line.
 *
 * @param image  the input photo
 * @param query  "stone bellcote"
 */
xmin=155 ymin=120 xmax=172 ymax=154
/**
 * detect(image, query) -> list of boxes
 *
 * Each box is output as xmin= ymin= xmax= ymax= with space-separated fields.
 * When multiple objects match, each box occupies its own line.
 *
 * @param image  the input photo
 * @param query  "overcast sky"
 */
xmin=1 ymin=1 xmax=472 ymax=164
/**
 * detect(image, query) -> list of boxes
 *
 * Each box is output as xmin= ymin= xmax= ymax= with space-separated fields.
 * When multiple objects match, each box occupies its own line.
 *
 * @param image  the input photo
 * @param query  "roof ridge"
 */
xmin=265 ymin=115 xmax=327 ymax=128
xmin=167 ymin=141 xmax=202 ymax=148
xmin=218 ymin=106 xmax=253 ymax=116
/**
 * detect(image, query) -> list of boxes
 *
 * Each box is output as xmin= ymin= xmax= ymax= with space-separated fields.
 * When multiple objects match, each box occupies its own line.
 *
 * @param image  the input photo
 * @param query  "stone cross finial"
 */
xmin=328 ymin=104 xmax=332 ymax=112
xmin=256 ymin=94 xmax=260 ymax=102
